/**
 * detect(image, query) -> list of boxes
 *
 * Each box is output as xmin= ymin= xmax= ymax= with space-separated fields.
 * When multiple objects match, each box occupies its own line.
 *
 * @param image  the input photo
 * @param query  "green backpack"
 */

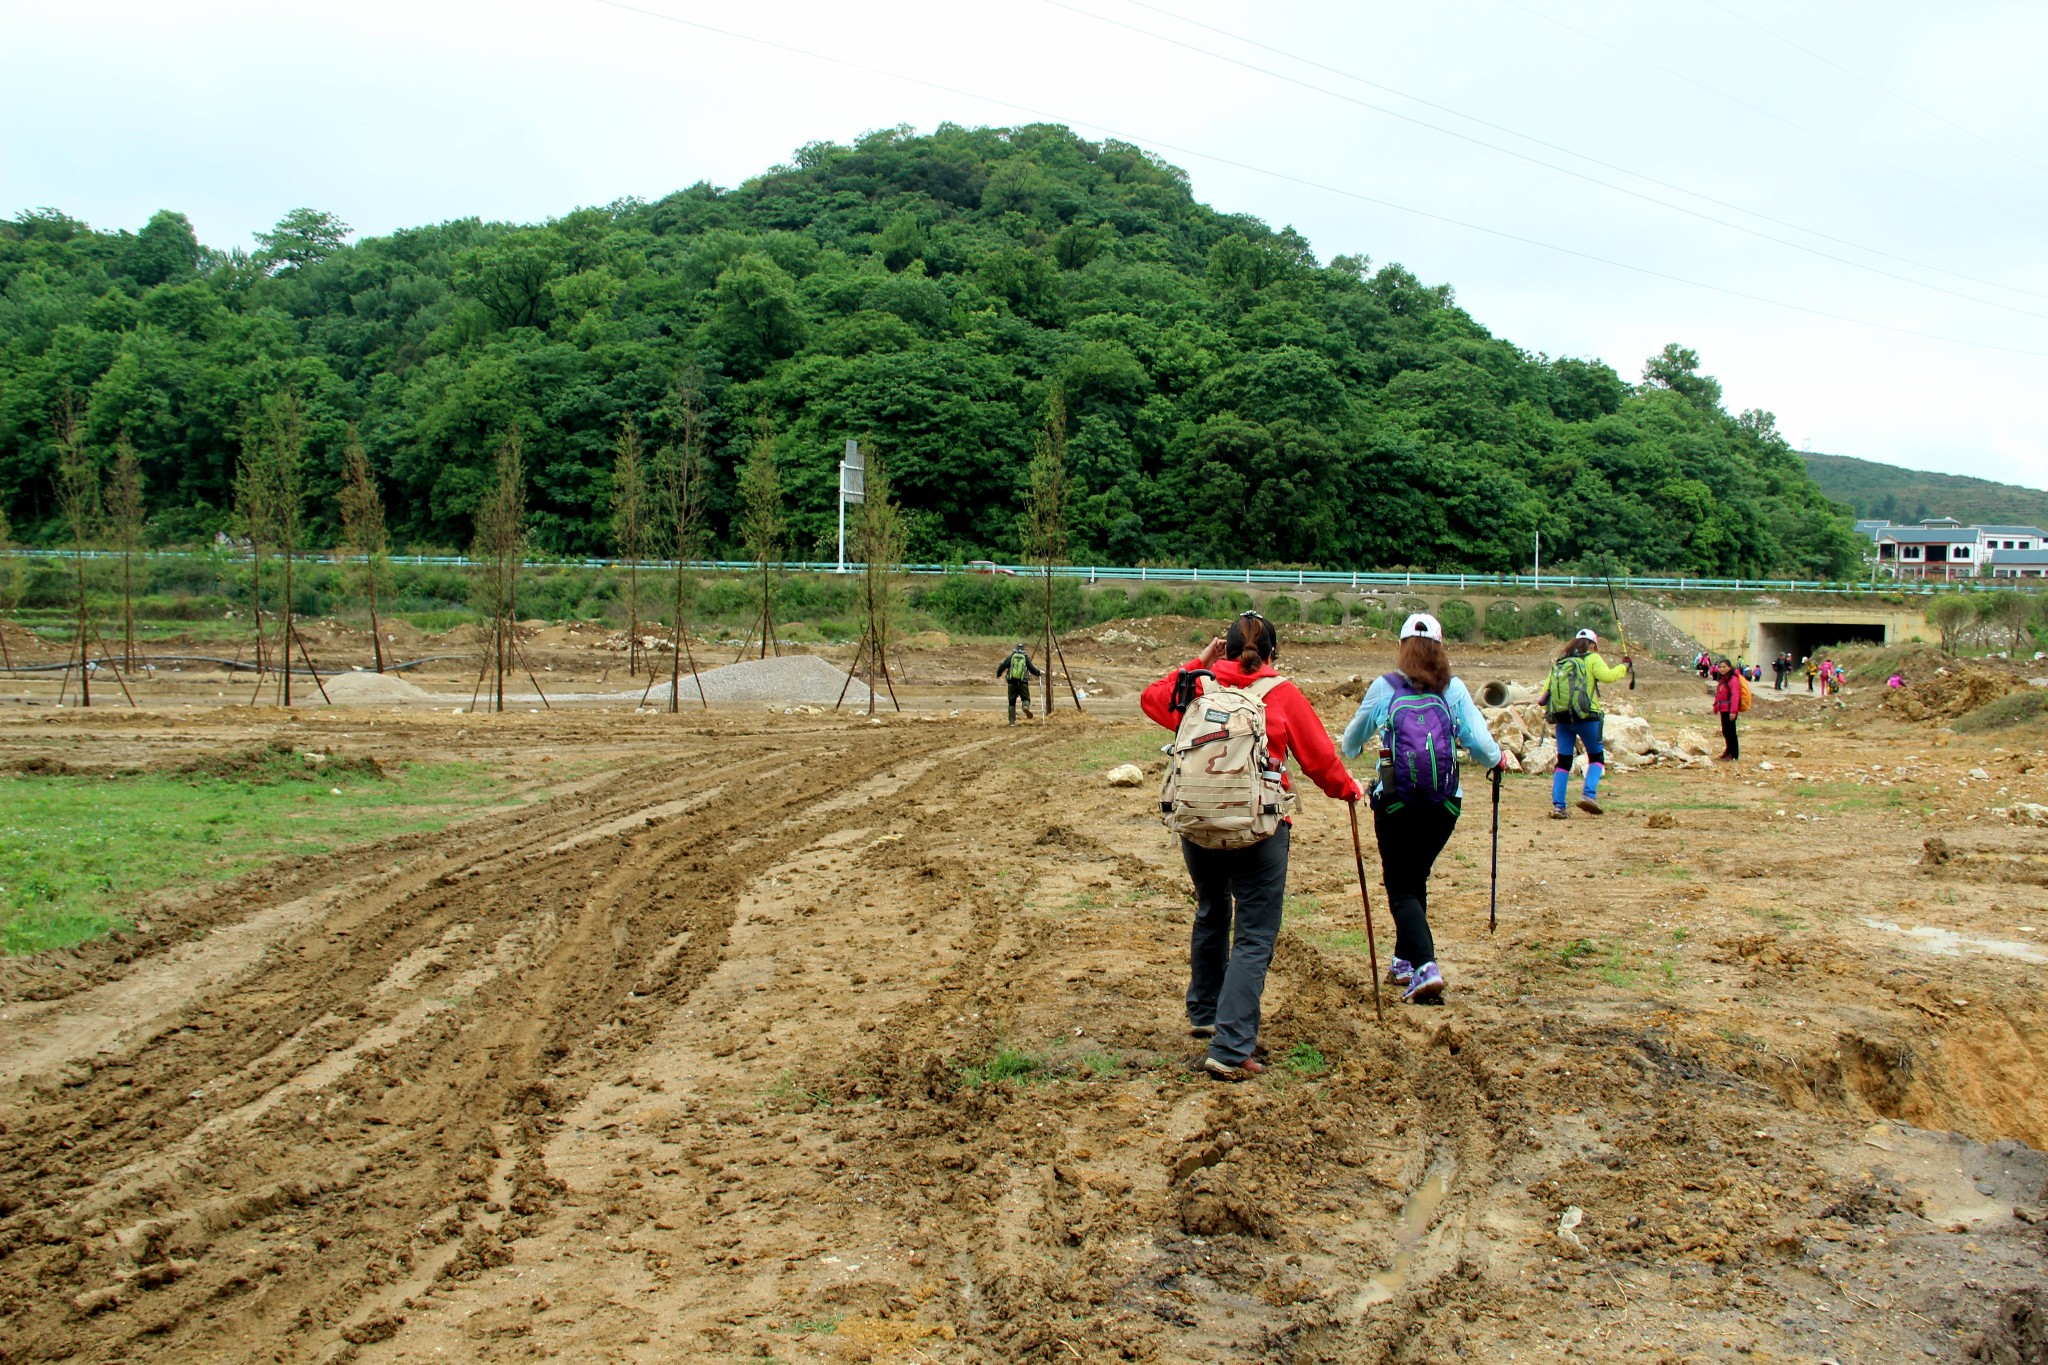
xmin=1008 ymin=649 xmax=1030 ymax=682
xmin=1546 ymin=654 xmax=1596 ymax=722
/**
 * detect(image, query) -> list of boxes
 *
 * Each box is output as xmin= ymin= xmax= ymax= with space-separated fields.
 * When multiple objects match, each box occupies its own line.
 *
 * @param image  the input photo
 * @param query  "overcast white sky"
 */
xmin=4 ymin=0 xmax=2044 ymax=489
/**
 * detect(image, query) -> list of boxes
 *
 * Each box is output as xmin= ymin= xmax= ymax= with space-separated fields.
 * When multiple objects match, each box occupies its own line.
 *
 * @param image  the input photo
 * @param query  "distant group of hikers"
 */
xmin=995 ymin=612 xmax=1854 ymax=1081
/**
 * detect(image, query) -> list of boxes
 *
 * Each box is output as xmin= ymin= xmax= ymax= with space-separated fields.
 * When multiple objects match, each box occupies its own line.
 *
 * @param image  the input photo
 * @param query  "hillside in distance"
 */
xmin=0 ymin=123 xmax=1861 ymax=577
xmin=1801 ymin=451 xmax=2048 ymax=529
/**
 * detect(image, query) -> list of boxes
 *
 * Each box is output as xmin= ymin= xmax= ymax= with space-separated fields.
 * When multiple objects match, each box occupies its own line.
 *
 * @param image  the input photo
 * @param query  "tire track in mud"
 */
xmin=0 ymin=722 xmax=982 ymax=1363
xmin=349 ymin=733 xmax=1523 ymax=1364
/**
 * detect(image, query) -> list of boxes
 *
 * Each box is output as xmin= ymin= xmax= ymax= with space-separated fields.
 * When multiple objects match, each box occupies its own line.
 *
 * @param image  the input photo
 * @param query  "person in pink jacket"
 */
xmin=1711 ymin=657 xmax=1742 ymax=761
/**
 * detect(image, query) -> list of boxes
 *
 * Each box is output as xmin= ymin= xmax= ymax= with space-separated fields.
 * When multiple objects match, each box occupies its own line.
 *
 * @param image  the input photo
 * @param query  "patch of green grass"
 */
xmin=771 ymin=1316 xmax=843 ymax=1335
xmin=1957 ymin=689 xmax=2048 ymax=733
xmin=1298 ymin=928 xmax=1375 ymax=956
xmin=1671 ymin=928 xmax=1689 ymax=944
xmin=1555 ymin=938 xmax=1599 ymax=966
xmin=1068 ymin=733 xmax=1157 ymax=772
xmin=0 ymin=753 xmax=512 ymax=955
xmin=764 ymin=1069 xmax=833 ymax=1111
xmin=1744 ymin=905 xmax=1806 ymax=932
xmin=1283 ymin=894 xmax=1322 ymax=919
xmin=1078 ymin=1050 xmax=1122 ymax=1078
xmin=958 ymin=1045 xmax=1042 ymax=1089
xmin=1594 ymin=943 xmax=1637 ymax=988
xmin=1282 ymin=1042 xmax=1328 ymax=1076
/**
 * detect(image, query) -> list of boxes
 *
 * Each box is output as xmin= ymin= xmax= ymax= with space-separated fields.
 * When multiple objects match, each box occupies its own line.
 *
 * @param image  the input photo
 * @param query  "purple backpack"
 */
xmin=1378 ymin=672 xmax=1461 ymax=810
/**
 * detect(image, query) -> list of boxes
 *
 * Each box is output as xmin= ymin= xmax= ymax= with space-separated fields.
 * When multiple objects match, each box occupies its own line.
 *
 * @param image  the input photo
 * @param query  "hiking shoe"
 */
xmin=1203 ymin=1056 xmax=1267 ymax=1083
xmin=1401 ymin=961 xmax=1445 ymax=1004
xmin=1550 ymin=805 xmax=1570 ymax=820
xmin=1577 ymin=797 xmax=1604 ymax=815
xmin=1188 ymin=1023 xmax=1216 ymax=1040
xmin=1386 ymin=957 xmax=1415 ymax=987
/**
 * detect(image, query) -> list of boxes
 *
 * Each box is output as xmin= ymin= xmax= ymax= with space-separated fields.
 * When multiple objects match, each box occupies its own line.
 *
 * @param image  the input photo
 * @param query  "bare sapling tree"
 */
xmin=610 ymin=413 xmax=648 ymax=676
xmin=735 ymin=415 xmax=784 ymax=662
xmin=51 ymin=395 xmax=113 ymax=706
xmin=844 ymin=442 xmax=905 ymax=714
xmin=1020 ymin=385 xmax=1082 ymax=715
xmin=107 ymin=433 xmax=146 ymax=671
xmin=470 ymin=428 xmax=529 ymax=714
xmin=256 ymin=392 xmax=316 ymax=706
xmin=657 ymin=371 xmax=709 ymax=711
xmin=0 ymin=502 xmax=23 ymax=675
xmin=336 ymin=423 xmax=391 ymax=673
xmin=233 ymin=429 xmax=274 ymax=695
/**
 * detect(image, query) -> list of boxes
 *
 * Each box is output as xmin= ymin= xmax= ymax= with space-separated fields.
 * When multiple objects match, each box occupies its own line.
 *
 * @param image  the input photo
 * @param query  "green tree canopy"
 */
xmin=0 ymin=124 xmax=1859 ymax=576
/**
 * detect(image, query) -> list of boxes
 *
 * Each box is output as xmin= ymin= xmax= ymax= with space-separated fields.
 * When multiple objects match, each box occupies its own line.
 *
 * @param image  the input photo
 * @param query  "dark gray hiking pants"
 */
xmin=1181 ymin=822 xmax=1290 ymax=1066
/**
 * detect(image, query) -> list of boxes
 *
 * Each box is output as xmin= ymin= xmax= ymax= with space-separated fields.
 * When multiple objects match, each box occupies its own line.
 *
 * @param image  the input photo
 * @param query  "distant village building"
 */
xmin=1863 ymin=518 xmax=2046 ymax=580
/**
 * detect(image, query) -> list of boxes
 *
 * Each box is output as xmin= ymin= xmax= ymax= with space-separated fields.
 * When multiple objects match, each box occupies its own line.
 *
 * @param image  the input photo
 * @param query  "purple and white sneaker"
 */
xmin=1401 ymin=961 xmax=1445 ymax=1004
xmin=1385 ymin=957 xmax=1415 ymax=987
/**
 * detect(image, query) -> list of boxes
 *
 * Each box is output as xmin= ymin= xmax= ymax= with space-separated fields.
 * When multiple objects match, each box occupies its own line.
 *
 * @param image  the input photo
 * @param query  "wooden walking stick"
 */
xmin=1488 ymin=763 xmax=1503 ymax=935
xmin=1347 ymin=800 xmax=1384 ymax=1023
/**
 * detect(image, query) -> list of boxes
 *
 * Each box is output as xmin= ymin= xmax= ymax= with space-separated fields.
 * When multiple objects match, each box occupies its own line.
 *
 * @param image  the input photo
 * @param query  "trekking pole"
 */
xmin=1605 ymin=574 xmax=1635 ymax=690
xmin=1488 ymin=764 xmax=1503 ymax=935
xmin=1346 ymin=801 xmax=1384 ymax=1023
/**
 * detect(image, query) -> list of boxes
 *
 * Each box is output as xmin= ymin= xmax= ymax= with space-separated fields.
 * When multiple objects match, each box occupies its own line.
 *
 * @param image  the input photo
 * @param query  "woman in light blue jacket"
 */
xmin=1338 ymin=613 xmax=1503 ymax=1004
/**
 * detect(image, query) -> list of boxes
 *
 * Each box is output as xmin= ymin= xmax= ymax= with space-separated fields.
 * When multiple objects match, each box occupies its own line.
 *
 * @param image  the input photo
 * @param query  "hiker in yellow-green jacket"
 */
xmin=1538 ymin=629 xmax=1631 ymax=819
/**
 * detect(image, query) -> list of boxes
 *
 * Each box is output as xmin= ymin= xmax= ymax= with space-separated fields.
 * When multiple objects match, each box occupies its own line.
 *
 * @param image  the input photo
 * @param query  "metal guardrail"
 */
xmin=1 ymin=548 xmax=2035 ymax=595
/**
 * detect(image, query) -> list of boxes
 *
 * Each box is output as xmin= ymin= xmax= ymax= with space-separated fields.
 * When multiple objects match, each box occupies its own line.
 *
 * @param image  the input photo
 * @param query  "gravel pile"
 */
xmin=319 ymin=671 xmax=431 ymax=705
xmin=642 ymin=654 xmax=873 ymax=706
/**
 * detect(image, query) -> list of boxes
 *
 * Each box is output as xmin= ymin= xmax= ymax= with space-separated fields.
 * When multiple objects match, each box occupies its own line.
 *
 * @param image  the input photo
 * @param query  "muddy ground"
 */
xmin=0 ymin=623 xmax=2044 ymax=1364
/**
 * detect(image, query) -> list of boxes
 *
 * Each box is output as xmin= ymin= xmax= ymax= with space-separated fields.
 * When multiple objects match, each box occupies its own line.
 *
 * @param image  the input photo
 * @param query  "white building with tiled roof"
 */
xmin=1869 ymin=519 xmax=2045 ymax=581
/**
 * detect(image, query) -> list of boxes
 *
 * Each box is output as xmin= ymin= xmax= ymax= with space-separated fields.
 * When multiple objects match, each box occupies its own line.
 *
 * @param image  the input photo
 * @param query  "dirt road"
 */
xmin=0 ymin=639 xmax=2043 ymax=1363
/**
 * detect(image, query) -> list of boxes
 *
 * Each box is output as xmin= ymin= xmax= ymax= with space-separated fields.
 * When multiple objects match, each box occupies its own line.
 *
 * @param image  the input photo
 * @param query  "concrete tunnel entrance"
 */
xmin=1756 ymin=620 xmax=1888 ymax=661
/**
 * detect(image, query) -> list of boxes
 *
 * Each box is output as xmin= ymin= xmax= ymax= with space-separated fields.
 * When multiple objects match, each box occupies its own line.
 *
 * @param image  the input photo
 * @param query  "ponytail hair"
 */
xmin=1225 ymin=612 xmax=1276 ymax=671
xmin=1558 ymin=636 xmax=1593 ymax=662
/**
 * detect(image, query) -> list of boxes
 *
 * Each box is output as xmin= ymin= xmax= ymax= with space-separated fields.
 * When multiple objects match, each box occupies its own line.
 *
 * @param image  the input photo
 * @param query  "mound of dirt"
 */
xmin=647 ymin=654 xmax=873 ymax=706
xmin=319 ymin=670 xmax=431 ymax=705
xmin=171 ymin=740 xmax=385 ymax=784
xmin=1882 ymin=661 xmax=2029 ymax=722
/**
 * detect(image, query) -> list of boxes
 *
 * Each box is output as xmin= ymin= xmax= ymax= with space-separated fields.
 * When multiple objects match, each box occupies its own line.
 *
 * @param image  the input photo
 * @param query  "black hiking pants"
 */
xmin=1181 ymin=823 xmax=1290 ymax=1067
xmin=1372 ymin=799 xmax=1461 ymax=968
xmin=1720 ymin=713 xmax=1740 ymax=759
xmin=1006 ymin=680 xmax=1031 ymax=722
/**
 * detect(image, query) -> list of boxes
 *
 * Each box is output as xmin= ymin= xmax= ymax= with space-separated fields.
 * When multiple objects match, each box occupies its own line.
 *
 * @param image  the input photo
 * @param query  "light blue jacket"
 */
xmin=1340 ymin=673 xmax=1502 ymax=800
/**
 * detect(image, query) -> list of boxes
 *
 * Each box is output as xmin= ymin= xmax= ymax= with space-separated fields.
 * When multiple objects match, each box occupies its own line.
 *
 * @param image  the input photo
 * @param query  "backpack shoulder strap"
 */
xmin=1242 ymin=674 xmax=1287 ymax=702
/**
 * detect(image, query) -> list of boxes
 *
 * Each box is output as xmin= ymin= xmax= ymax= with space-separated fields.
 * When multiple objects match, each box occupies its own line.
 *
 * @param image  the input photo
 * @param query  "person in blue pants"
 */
xmin=1538 ymin=629 xmax=1631 ymax=819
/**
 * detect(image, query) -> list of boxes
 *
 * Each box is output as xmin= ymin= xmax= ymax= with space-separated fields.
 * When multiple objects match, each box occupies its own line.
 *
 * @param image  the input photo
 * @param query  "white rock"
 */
xmin=2012 ymin=803 xmax=2048 ymax=828
xmin=1969 ymin=768 xmax=1991 ymax=781
xmin=1106 ymin=763 xmax=1145 ymax=788
xmin=1759 ymin=761 xmax=1775 ymax=771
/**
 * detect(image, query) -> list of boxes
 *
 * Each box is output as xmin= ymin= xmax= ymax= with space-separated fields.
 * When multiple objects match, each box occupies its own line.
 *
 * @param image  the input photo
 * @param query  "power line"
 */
xmin=1494 ymin=0 xmax=2040 ymax=230
xmin=576 ymin=0 xmax=2048 ymax=360
xmin=1699 ymin=0 xmax=2048 ymax=178
xmin=1037 ymin=0 xmax=2048 ymax=323
xmin=1105 ymin=0 xmax=2048 ymax=304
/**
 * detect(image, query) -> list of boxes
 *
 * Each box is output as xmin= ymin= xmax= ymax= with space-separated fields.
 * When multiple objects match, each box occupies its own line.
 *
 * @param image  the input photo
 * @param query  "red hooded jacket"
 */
xmin=1141 ymin=658 xmax=1362 ymax=803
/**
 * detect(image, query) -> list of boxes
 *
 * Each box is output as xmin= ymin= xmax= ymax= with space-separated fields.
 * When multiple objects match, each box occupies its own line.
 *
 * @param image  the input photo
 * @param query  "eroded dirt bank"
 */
xmin=0 ymin=642 xmax=2044 ymax=1364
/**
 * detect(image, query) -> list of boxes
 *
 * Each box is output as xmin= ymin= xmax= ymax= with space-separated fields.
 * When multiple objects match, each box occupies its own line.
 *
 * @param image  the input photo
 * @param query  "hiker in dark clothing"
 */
xmin=996 ymin=643 xmax=1041 ymax=724
xmin=1338 ymin=614 xmax=1505 ymax=1006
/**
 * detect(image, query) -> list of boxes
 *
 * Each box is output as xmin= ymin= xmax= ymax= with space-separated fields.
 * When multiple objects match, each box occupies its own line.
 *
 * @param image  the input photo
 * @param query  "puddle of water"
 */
xmin=1352 ymin=1157 xmax=1456 ymax=1310
xmin=1859 ymin=918 xmax=2047 ymax=963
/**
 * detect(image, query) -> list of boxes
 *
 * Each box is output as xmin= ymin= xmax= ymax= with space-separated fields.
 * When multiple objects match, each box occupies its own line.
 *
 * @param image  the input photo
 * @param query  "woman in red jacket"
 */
xmin=1141 ymin=612 xmax=1363 ymax=1081
xmin=1711 ymin=657 xmax=1742 ymax=761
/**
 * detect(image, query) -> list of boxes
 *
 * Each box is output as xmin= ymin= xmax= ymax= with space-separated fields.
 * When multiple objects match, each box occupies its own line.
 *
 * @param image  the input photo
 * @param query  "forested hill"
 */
xmin=0 ymin=123 xmax=1860 ymax=576
xmin=1800 ymin=452 xmax=2048 ymax=530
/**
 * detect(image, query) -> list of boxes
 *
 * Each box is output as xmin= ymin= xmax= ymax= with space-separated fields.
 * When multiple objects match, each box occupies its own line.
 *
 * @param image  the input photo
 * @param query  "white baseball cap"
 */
xmin=1400 ymin=612 xmax=1443 ymax=641
xmin=1575 ymin=628 xmax=1599 ymax=643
